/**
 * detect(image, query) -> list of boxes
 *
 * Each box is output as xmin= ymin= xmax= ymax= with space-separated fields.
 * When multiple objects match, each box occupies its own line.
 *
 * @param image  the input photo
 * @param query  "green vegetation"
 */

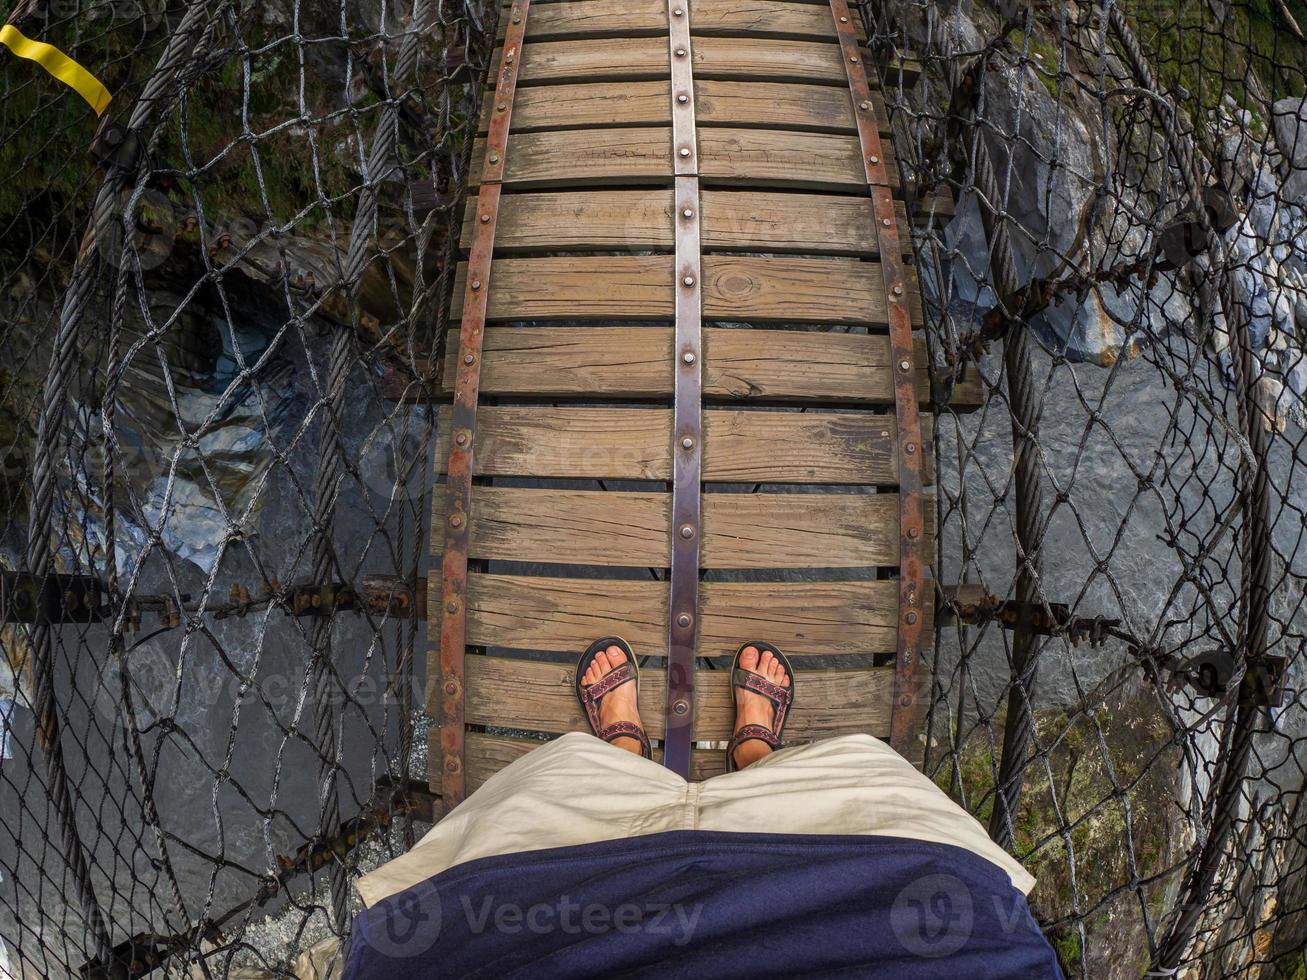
xmin=935 ymin=695 xmax=1183 ymax=976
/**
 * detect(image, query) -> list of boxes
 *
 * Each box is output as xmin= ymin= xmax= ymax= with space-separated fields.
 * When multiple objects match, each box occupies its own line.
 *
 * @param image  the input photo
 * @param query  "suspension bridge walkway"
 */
xmin=428 ymin=0 xmax=978 ymax=809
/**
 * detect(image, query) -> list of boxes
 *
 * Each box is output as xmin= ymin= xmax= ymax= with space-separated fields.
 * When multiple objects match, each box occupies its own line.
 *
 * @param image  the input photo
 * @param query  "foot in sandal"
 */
xmin=576 ymin=638 xmax=650 ymax=758
xmin=729 ymin=643 xmax=794 ymax=771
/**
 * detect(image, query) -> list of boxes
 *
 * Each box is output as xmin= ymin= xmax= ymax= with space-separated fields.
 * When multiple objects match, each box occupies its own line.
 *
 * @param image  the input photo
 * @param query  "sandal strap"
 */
xmin=733 ymin=669 xmax=792 ymax=707
xmin=597 ymin=721 xmax=651 ymax=759
xmin=581 ymin=662 xmax=635 ymax=703
xmin=727 ymin=724 xmax=780 ymax=772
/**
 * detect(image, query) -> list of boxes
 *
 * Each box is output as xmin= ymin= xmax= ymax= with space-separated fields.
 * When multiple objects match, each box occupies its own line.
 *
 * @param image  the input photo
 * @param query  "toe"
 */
xmin=758 ymin=650 xmax=774 ymax=676
xmin=740 ymin=645 xmax=760 ymax=671
xmin=591 ymin=649 xmax=611 ymax=681
xmin=606 ymin=644 xmax=627 ymax=666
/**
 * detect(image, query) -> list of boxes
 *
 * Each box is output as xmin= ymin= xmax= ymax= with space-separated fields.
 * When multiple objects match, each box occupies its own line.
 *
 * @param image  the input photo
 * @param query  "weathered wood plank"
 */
xmin=431 ymin=486 xmax=929 ymax=567
xmin=460 ymin=190 xmax=908 ymax=255
xmin=427 ymin=573 xmax=913 ymax=655
xmin=468 ymin=127 xmax=896 ymax=191
xmin=439 ymin=655 xmax=894 ymax=739
xmin=493 ymin=36 xmax=918 ymax=86
xmin=479 ymin=80 xmax=884 ymax=135
xmin=497 ymin=0 xmax=866 ymax=42
xmin=469 ymin=128 xmax=670 ymax=189
xmin=438 ymin=327 xmax=978 ymax=407
xmin=434 ymin=406 xmax=934 ymax=484
xmin=499 ymin=37 xmax=848 ymax=85
xmin=451 ymin=255 xmax=920 ymax=326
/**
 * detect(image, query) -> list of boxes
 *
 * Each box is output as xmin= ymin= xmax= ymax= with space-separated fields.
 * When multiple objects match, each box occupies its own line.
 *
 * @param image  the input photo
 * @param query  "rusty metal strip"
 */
xmin=829 ymin=0 xmax=927 ymax=761
xmin=663 ymin=0 xmax=701 ymax=777
xmin=438 ymin=0 xmax=530 ymax=813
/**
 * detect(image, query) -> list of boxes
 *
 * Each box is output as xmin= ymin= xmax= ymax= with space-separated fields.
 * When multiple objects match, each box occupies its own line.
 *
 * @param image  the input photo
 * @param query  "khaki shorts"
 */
xmin=359 ymin=733 xmax=1034 ymax=907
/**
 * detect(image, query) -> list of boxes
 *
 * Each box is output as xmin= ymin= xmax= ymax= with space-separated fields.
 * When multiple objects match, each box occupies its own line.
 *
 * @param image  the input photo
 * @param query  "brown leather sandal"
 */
xmin=575 ymin=636 xmax=652 ymax=759
xmin=726 ymin=641 xmax=795 ymax=772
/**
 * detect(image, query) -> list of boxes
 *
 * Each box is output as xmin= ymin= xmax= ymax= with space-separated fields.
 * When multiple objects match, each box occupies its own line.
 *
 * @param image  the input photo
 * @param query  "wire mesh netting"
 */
xmin=0 ymin=0 xmax=1303 ymax=976
xmin=863 ymin=0 xmax=1307 ymax=975
xmin=0 ymin=0 xmax=493 ymax=974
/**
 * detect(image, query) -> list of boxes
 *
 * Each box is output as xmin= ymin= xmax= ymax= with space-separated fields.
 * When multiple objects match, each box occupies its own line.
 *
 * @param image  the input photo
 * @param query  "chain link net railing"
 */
xmin=0 ymin=0 xmax=1305 ymax=976
xmin=0 ymin=0 xmax=493 ymax=974
xmin=861 ymin=0 xmax=1307 ymax=975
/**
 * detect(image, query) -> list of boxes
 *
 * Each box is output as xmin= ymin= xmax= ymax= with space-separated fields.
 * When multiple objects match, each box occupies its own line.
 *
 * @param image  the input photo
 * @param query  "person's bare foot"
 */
xmin=731 ymin=645 xmax=792 ymax=769
xmin=581 ymin=645 xmax=644 ymax=756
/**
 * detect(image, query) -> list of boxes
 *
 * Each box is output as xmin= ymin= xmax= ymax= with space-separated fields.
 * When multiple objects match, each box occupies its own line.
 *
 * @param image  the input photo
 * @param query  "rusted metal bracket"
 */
xmin=830 ymin=0 xmax=927 ymax=761
xmin=0 ymin=571 xmax=107 ymax=625
xmin=437 ymin=0 xmax=530 ymax=813
xmin=941 ymin=589 xmax=1122 ymax=646
xmin=1164 ymin=648 xmax=1288 ymax=707
xmin=661 ymin=0 xmax=702 ymax=778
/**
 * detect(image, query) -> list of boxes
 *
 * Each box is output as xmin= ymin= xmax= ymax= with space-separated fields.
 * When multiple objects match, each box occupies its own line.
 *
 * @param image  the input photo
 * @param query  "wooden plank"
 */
xmin=451 ymin=255 xmax=919 ymax=325
xmin=431 ymin=486 xmax=931 ymax=567
xmin=479 ymin=80 xmax=885 ymax=134
xmin=442 ymin=656 xmax=895 ymax=739
xmin=469 ymin=128 xmax=669 ymax=189
xmin=429 ymin=729 xmax=727 ymax=791
xmin=438 ymin=327 xmax=979 ymax=407
xmin=460 ymin=190 xmax=908 ymax=255
xmin=699 ymin=127 xmax=898 ymax=190
xmin=427 ymin=573 xmax=914 ymax=656
xmin=497 ymin=0 xmax=867 ymax=42
xmin=434 ymin=406 xmax=934 ymax=483
xmin=500 ymin=37 xmax=849 ymax=85
xmin=469 ymin=127 xmax=896 ymax=191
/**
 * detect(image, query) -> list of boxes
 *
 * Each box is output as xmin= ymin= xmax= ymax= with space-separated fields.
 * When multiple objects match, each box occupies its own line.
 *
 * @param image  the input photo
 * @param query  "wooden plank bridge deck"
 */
xmin=429 ymin=0 xmax=972 ymax=806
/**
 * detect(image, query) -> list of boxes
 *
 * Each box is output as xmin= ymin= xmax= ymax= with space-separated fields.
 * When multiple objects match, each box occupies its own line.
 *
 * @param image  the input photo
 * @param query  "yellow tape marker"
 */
xmin=0 ymin=23 xmax=112 ymax=116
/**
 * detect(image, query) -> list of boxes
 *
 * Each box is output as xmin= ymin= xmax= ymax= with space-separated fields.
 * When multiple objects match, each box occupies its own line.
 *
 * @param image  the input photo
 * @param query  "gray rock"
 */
xmin=1272 ymin=96 xmax=1307 ymax=201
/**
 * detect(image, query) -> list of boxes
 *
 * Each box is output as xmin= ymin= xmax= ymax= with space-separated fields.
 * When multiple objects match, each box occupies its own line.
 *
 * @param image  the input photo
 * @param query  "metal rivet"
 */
xmin=681 ymin=436 xmax=694 ymax=449
xmin=512 ymin=15 xmax=520 ymax=23
xmin=682 ymin=351 xmax=696 ymax=365
xmin=839 ymin=15 xmax=848 ymax=22
xmin=899 ymin=358 xmax=911 ymax=372
xmin=677 ymin=93 xmax=689 ymax=103
xmin=445 ymin=758 xmax=460 ymax=773
xmin=455 ymin=434 xmax=469 ymax=448
xmin=680 ymin=524 xmax=694 ymax=539
xmin=905 ymin=443 xmax=917 ymax=455
xmin=446 ymin=600 xmax=458 ymax=614
xmin=449 ymin=514 xmax=463 ymax=528
xmin=497 ymin=103 xmax=506 ymax=111
xmin=673 ymin=7 xmax=683 ymax=14
xmin=480 ymin=213 xmax=490 ymax=223
xmin=849 ymin=55 xmax=859 ymax=63
xmin=683 ymin=275 xmax=695 ymax=287
xmin=444 ymin=681 xmax=458 ymax=696
xmin=673 ymin=698 xmax=690 ymax=715
xmin=675 ymin=47 xmax=686 ymax=57
xmin=679 ymin=147 xmax=691 ymax=158
xmin=869 ymin=154 xmax=879 ymax=164
xmin=859 ymin=100 xmax=871 ymax=110
xmin=471 ymin=279 xmax=481 ymax=290
xmin=881 ymin=217 xmax=892 ymax=227
xmin=899 ymin=695 xmax=913 ymax=708
xmin=488 ymin=153 xmax=499 ymax=164
xmin=677 ymin=613 xmax=692 ymax=628
xmin=682 ymin=208 xmax=694 ymax=219
xmin=464 ymin=353 xmax=476 ymax=365
xmin=908 ymin=527 xmax=920 ymax=539
xmin=892 ymin=283 xmax=904 ymax=296
xmin=905 ymin=611 xmax=918 ymax=625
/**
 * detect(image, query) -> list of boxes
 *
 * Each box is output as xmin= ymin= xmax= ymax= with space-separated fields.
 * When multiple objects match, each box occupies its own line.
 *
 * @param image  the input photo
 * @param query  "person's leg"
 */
xmin=730 ymin=644 xmax=793 ymax=770
xmin=580 ymin=643 xmax=645 ymax=756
